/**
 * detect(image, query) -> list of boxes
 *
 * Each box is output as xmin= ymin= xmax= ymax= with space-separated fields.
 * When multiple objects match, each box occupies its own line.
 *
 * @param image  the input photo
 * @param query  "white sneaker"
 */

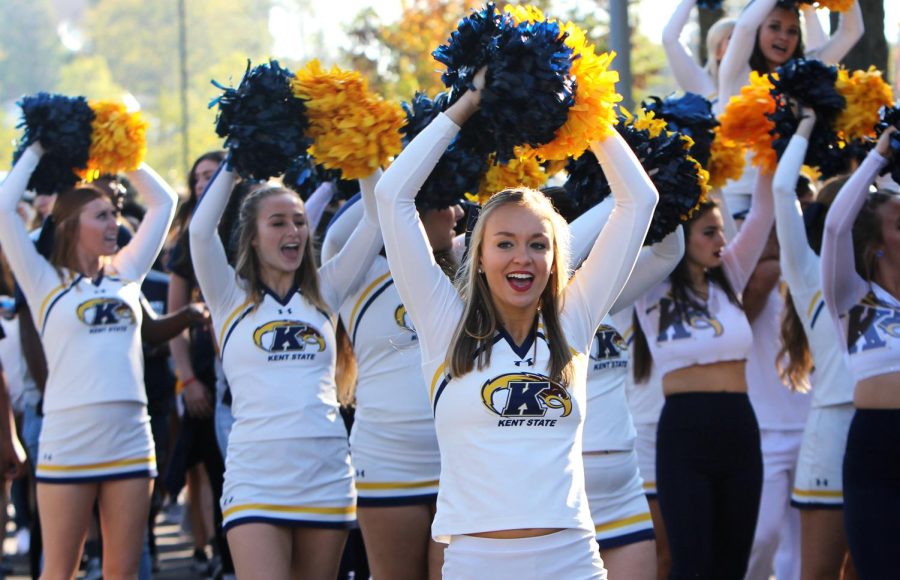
xmin=14 ymin=528 xmax=30 ymax=555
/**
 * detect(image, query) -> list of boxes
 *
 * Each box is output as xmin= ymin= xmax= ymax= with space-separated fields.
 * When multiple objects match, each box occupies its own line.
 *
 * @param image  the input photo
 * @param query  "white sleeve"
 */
xmin=568 ymin=197 xmax=615 ymax=267
xmin=375 ymin=113 xmax=465 ymax=360
xmin=318 ymin=171 xmax=383 ymax=313
xmin=772 ymin=135 xmax=819 ymax=294
xmin=801 ymin=5 xmax=828 ymax=52
xmin=809 ymin=1 xmax=863 ymax=65
xmin=662 ymin=0 xmax=717 ymax=97
xmin=611 ymin=227 xmax=684 ymax=315
xmin=722 ymin=170 xmax=775 ymax=292
xmin=188 ymin=166 xmax=245 ymax=317
xmin=718 ymin=0 xmax=778 ymax=108
xmin=712 ymin=187 xmax=740 ymax=241
xmin=0 ymin=148 xmax=57 ymax=300
xmin=321 ymin=194 xmax=366 ymax=264
xmin=562 ymin=131 xmax=659 ymax=350
xmin=111 ymin=164 xmax=177 ymax=282
xmin=304 ymin=181 xmax=336 ymax=234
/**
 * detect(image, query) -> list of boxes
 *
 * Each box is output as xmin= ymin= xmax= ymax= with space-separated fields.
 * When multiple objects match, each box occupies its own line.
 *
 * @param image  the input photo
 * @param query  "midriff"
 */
xmin=468 ymin=528 xmax=563 ymax=539
xmin=663 ymin=360 xmax=747 ymax=396
xmin=854 ymin=371 xmax=900 ymax=408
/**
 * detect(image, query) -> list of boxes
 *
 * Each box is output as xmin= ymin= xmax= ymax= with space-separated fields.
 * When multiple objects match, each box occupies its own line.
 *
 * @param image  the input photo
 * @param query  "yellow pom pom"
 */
xmin=707 ymin=127 xmax=746 ymax=189
xmin=719 ymin=72 xmax=778 ymax=174
xmin=80 ymin=100 xmax=147 ymax=181
xmin=835 ymin=67 xmax=895 ymax=142
xmin=688 ymin=156 xmax=711 ymax=210
xmin=629 ymin=109 xmax=668 ymax=138
xmin=813 ymin=0 xmax=854 ymax=12
xmin=291 ymin=60 xmax=406 ymax=180
xmin=474 ymin=148 xmax=548 ymax=204
xmin=502 ymin=6 xmax=621 ymax=161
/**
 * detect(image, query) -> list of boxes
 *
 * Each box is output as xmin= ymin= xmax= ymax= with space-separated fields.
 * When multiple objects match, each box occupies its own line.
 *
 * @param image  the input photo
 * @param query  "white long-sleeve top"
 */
xmin=636 ymin=171 xmax=774 ymax=377
xmin=375 ymin=111 xmax=657 ymax=542
xmin=772 ymin=134 xmax=853 ymax=407
xmin=662 ymin=0 xmax=717 ymax=98
xmin=0 ymin=147 xmax=176 ymax=412
xmin=189 ymin=166 xmax=380 ymax=442
xmin=821 ymin=150 xmax=900 ymax=384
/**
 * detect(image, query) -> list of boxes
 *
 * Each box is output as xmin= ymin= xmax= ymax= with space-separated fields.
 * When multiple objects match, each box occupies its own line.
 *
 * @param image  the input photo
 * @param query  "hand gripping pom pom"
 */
xmin=210 ymin=60 xmax=310 ymax=181
xmin=13 ymin=93 xmax=95 ymax=195
xmin=81 ymin=101 xmax=148 ymax=181
xmin=643 ymin=92 xmax=718 ymax=166
xmin=291 ymin=60 xmax=406 ymax=180
xmin=402 ymin=92 xmax=489 ymax=209
xmin=433 ymin=3 xmax=506 ymax=97
xmin=876 ymin=105 xmax=900 ymax=184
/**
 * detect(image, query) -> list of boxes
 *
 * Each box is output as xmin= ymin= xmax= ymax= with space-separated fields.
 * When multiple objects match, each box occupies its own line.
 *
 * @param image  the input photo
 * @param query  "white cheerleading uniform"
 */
xmin=0 ymin=148 xmax=176 ymax=482
xmin=190 ymin=166 xmax=382 ymax=531
xmin=375 ymin=112 xmax=657 ymax=576
xmin=773 ymin=135 xmax=856 ymax=510
xmin=322 ymin=187 xmax=440 ymax=506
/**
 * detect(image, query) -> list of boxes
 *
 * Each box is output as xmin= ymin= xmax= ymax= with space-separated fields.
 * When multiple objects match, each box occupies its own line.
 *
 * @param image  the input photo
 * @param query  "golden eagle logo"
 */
xmin=481 ymin=372 xmax=572 ymax=417
xmin=76 ymin=298 xmax=135 ymax=326
xmin=253 ymin=321 xmax=325 ymax=353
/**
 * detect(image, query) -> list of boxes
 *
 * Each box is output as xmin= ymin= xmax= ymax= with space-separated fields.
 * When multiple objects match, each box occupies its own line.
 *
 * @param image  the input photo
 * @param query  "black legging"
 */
xmin=843 ymin=409 xmax=900 ymax=580
xmin=656 ymin=392 xmax=763 ymax=579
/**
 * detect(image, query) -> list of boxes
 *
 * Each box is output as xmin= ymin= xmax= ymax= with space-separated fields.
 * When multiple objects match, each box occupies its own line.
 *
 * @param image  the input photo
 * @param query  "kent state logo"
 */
xmin=482 ymin=372 xmax=572 ymax=427
xmin=76 ymin=298 xmax=135 ymax=329
xmin=391 ymin=305 xmax=418 ymax=347
xmin=656 ymin=297 xmax=723 ymax=342
xmin=591 ymin=325 xmax=628 ymax=370
xmin=847 ymin=296 xmax=900 ymax=353
xmin=253 ymin=321 xmax=325 ymax=361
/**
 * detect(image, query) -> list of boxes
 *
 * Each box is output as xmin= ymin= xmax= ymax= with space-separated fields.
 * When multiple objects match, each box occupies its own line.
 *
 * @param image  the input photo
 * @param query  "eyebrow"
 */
xmin=492 ymin=231 xmax=550 ymax=240
xmin=266 ymin=211 xmax=305 ymax=219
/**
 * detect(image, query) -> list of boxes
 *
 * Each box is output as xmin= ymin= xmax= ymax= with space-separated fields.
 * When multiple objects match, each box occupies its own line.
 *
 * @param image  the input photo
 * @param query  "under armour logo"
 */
xmin=514 ymin=358 xmax=534 ymax=367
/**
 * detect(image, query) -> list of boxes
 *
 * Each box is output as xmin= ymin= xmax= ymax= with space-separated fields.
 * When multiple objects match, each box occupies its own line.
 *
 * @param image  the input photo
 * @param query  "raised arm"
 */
xmin=773 ymin=111 xmax=818 ymax=291
xmin=563 ymin=131 xmax=659 ymax=346
xmin=304 ymin=181 xmax=336 ymax=234
xmin=318 ymin=170 xmax=383 ymax=312
xmin=611 ymin=227 xmax=684 ymax=314
xmin=801 ymin=5 xmax=827 ymax=52
xmin=0 ymin=145 xmax=56 ymax=298
xmin=718 ymin=0 xmax=778 ymax=108
xmin=662 ymin=0 xmax=717 ymax=97
xmin=722 ymin=169 xmax=775 ymax=292
xmin=810 ymin=0 xmax=863 ymax=65
xmin=569 ymin=197 xmax=614 ymax=266
xmin=821 ymin=134 xmax=891 ymax=316
xmin=111 ymin=164 xmax=177 ymax=281
xmin=188 ymin=165 xmax=243 ymax=312
xmin=375 ymin=112 xmax=468 ymax=359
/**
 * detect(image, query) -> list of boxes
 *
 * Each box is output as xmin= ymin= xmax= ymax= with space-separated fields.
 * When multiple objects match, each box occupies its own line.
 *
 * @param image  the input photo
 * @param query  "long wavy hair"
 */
xmin=448 ymin=188 xmax=574 ymax=385
xmin=48 ymin=186 xmax=116 ymax=281
xmin=853 ymin=189 xmax=900 ymax=283
xmin=233 ymin=186 xmax=357 ymax=403
xmin=632 ymin=202 xmax=741 ymax=382
xmin=749 ymin=1 xmax=805 ymax=74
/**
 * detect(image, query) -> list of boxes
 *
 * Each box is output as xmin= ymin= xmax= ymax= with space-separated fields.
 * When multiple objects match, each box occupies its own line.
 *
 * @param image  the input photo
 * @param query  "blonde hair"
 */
xmin=704 ymin=18 xmax=737 ymax=85
xmin=448 ymin=188 xmax=574 ymax=385
xmin=49 ymin=186 xmax=115 ymax=281
xmin=232 ymin=186 xmax=357 ymax=404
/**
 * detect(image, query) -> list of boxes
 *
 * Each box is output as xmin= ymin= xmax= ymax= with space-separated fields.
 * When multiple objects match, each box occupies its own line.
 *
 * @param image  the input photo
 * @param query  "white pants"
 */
xmin=745 ymin=429 xmax=803 ymax=580
xmin=443 ymin=528 xmax=606 ymax=579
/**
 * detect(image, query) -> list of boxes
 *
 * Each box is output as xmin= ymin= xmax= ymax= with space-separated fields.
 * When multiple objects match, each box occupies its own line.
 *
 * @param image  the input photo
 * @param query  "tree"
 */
xmin=830 ymin=0 xmax=888 ymax=73
xmin=0 ymin=0 xmax=65 ymax=103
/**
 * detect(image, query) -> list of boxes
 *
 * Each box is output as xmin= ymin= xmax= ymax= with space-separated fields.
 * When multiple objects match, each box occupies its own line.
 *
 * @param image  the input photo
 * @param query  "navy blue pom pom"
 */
xmin=565 ymin=119 xmax=704 ymax=245
xmin=283 ymin=154 xmax=359 ymax=201
xmin=642 ymin=92 xmax=718 ymax=166
xmin=876 ymin=105 xmax=900 ymax=184
xmin=210 ymin=60 xmax=310 ymax=181
xmin=433 ymin=3 xmax=505 ymax=97
xmin=401 ymin=92 xmax=488 ymax=209
xmin=12 ymin=93 xmax=94 ymax=195
xmin=697 ymin=0 xmax=725 ymax=10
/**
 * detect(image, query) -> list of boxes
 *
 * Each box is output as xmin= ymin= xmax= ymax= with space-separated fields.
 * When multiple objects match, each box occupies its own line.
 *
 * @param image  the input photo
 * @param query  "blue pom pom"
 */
xmin=458 ymin=19 xmax=576 ymax=162
xmin=697 ymin=0 xmax=725 ymax=10
xmin=401 ymin=92 xmax=488 ymax=209
xmin=210 ymin=60 xmax=310 ymax=181
xmin=433 ymin=3 xmax=506 ymax=97
xmin=876 ymin=105 xmax=900 ymax=184
xmin=643 ymin=92 xmax=718 ymax=166
xmin=12 ymin=93 xmax=94 ymax=195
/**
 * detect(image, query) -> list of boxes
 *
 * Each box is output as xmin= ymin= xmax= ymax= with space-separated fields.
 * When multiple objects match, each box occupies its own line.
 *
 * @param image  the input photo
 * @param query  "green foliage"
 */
xmin=0 ymin=0 xmax=65 ymax=103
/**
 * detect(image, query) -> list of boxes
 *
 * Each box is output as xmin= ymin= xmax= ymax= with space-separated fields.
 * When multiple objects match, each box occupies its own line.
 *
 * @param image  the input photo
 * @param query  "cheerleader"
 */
xmin=189 ymin=161 xmax=381 ymax=578
xmin=631 ymin=169 xmax=774 ymax=578
xmin=662 ymin=0 xmax=736 ymax=98
xmin=375 ymin=72 xmax=657 ymax=578
xmin=771 ymin=109 xmax=856 ymax=578
xmin=0 ymin=143 xmax=176 ymax=578
xmin=821 ymin=127 xmax=900 ymax=579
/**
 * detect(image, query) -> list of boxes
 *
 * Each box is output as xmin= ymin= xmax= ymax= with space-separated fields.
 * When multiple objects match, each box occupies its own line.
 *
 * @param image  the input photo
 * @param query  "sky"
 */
xmin=270 ymin=0 xmax=900 ymax=61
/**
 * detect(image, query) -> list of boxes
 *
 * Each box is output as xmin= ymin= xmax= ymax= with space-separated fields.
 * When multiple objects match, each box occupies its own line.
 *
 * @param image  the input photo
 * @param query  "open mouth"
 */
xmin=506 ymin=272 xmax=534 ymax=292
xmin=772 ymin=44 xmax=788 ymax=56
xmin=281 ymin=243 xmax=300 ymax=260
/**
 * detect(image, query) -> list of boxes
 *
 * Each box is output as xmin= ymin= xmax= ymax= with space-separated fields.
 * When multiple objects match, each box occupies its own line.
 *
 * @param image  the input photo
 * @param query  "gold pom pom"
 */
xmin=470 ymin=148 xmax=548 ymax=204
xmin=813 ymin=0 xmax=855 ymax=13
xmin=707 ymin=127 xmax=746 ymax=189
xmin=835 ymin=67 xmax=895 ymax=142
xmin=291 ymin=60 xmax=406 ymax=180
xmin=81 ymin=100 xmax=147 ymax=181
xmin=503 ymin=6 xmax=621 ymax=161
xmin=719 ymin=72 xmax=778 ymax=174
xmin=688 ymin=155 xmax=711 ymax=213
